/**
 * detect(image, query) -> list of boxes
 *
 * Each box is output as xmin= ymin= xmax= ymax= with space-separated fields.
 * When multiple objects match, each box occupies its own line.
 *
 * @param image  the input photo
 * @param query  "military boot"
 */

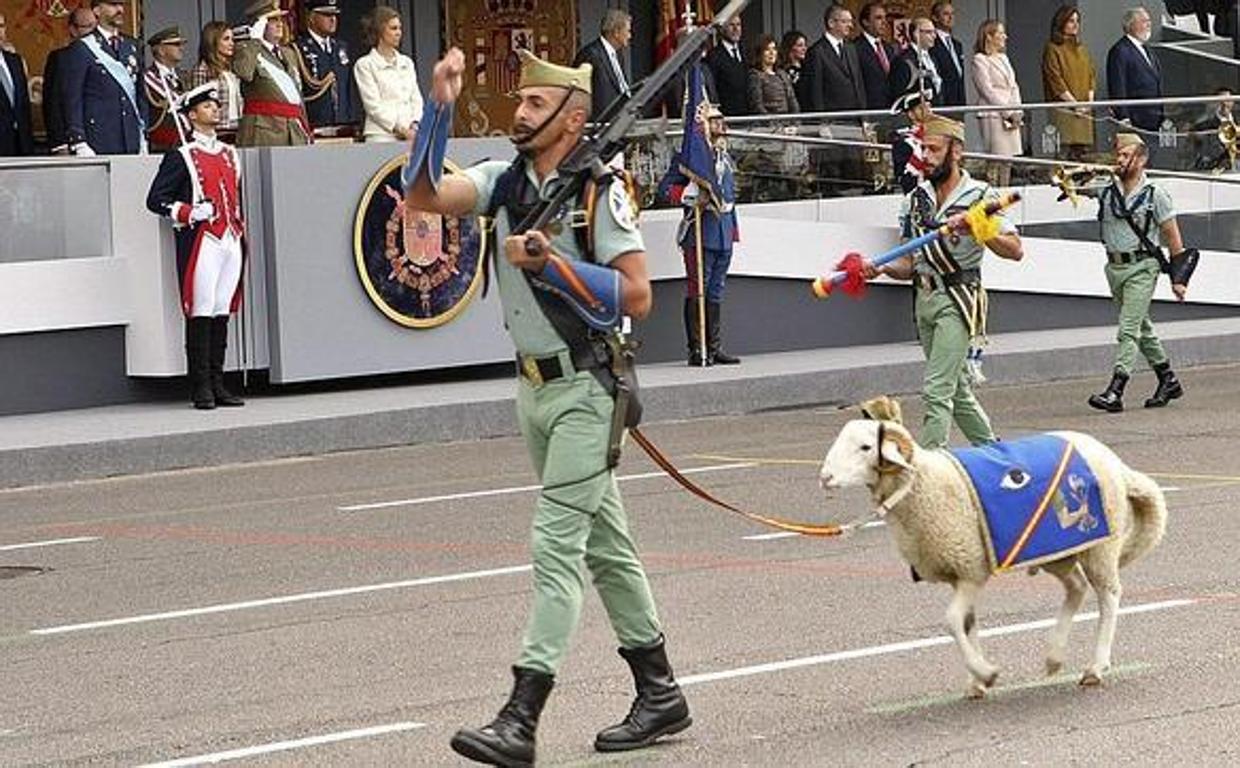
xmin=706 ymin=301 xmax=740 ymax=365
xmin=209 ymin=316 xmax=245 ymax=407
xmin=186 ymin=317 xmax=215 ymax=410
xmin=450 ymin=666 xmax=554 ymax=767
xmin=684 ymin=298 xmax=709 ymax=366
xmin=1145 ymin=362 xmax=1184 ymax=408
xmin=594 ymin=635 xmax=692 ymax=752
xmin=1087 ymin=371 xmax=1128 ymax=413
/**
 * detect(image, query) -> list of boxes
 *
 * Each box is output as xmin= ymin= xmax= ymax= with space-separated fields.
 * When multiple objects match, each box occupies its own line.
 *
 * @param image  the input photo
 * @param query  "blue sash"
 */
xmin=951 ymin=434 xmax=1112 ymax=573
xmin=81 ymin=34 xmax=144 ymax=130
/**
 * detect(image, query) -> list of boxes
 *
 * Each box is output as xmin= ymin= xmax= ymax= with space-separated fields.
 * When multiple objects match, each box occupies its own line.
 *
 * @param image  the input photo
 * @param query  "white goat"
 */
xmin=819 ymin=418 xmax=1167 ymax=697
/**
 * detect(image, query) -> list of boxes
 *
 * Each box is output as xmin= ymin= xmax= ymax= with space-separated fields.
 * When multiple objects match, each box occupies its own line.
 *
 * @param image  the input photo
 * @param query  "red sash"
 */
xmin=243 ymin=99 xmax=312 ymax=142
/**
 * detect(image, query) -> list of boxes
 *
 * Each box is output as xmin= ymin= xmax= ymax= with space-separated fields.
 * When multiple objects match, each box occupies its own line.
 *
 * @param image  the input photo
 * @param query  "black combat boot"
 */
xmin=1087 ymin=371 xmax=1129 ymax=413
xmin=684 ymin=298 xmax=709 ymax=367
xmin=706 ymin=301 xmax=740 ymax=365
xmin=186 ymin=317 xmax=215 ymax=410
xmin=209 ymin=316 xmax=245 ymax=407
xmin=450 ymin=666 xmax=554 ymax=767
xmin=1145 ymin=362 xmax=1184 ymax=408
xmin=594 ymin=635 xmax=692 ymax=752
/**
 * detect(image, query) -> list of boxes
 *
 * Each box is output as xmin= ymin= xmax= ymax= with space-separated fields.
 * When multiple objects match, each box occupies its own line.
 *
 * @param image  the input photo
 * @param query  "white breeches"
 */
xmin=191 ymin=231 xmax=242 ymax=317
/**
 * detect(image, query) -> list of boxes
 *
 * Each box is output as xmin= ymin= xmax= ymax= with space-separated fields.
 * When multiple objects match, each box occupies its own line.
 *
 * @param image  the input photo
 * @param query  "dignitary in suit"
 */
xmin=853 ymin=2 xmax=897 ymax=112
xmin=294 ymin=0 xmax=357 ymax=132
xmin=1107 ymin=7 xmax=1163 ymax=133
xmin=62 ymin=0 xmax=147 ymax=155
xmin=573 ymin=9 xmax=632 ymax=119
xmin=894 ymin=17 xmax=944 ymax=107
xmin=146 ymin=82 xmax=246 ymax=411
xmin=43 ymin=7 xmax=97 ymax=154
xmin=798 ymin=4 xmax=865 ymax=113
xmin=705 ymin=13 xmax=749 ymax=116
xmin=0 ymin=12 xmax=34 ymax=156
xmin=233 ymin=0 xmax=309 ymax=147
xmin=143 ymin=27 xmax=188 ymax=152
xmin=929 ymin=1 xmax=966 ymax=107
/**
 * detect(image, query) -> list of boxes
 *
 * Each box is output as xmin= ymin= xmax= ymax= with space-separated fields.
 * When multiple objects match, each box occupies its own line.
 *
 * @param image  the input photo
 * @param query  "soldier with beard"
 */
xmin=864 ymin=115 xmax=1023 ymax=449
xmin=402 ymin=48 xmax=691 ymax=766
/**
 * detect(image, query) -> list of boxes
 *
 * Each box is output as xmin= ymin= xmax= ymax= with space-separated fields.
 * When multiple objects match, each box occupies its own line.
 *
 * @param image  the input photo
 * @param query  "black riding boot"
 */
xmin=1145 ymin=362 xmax=1184 ymax=408
xmin=594 ymin=635 xmax=692 ymax=752
xmin=209 ymin=316 xmax=244 ymax=407
xmin=684 ymin=298 xmax=709 ymax=367
xmin=1087 ymin=370 xmax=1129 ymax=413
xmin=186 ymin=317 xmax=215 ymax=410
xmin=450 ymin=666 xmax=554 ymax=767
xmin=706 ymin=301 xmax=740 ymax=365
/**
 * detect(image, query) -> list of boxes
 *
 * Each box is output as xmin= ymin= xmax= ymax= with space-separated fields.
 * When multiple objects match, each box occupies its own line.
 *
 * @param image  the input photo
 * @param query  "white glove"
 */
xmin=680 ymin=181 xmax=700 ymax=206
xmin=72 ymin=142 xmax=97 ymax=157
xmin=188 ymin=200 xmax=216 ymax=224
xmin=249 ymin=17 xmax=268 ymax=43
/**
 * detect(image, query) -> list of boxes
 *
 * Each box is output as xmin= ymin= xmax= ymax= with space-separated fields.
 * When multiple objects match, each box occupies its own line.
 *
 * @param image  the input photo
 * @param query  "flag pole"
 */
xmin=693 ymin=199 xmax=707 ymax=366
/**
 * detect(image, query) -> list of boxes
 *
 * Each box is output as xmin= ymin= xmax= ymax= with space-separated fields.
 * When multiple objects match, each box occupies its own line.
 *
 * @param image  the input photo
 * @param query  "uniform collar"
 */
xmin=310 ymin=30 xmax=332 ymax=50
xmin=192 ymin=130 xmax=222 ymax=151
xmin=917 ymin=169 xmax=982 ymax=211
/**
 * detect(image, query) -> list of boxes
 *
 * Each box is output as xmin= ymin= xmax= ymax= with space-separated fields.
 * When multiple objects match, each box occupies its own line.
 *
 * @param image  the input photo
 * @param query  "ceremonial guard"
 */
xmin=233 ymin=0 xmax=310 ymax=147
xmin=293 ymin=0 xmax=356 ymax=132
xmin=866 ymin=116 xmax=1023 ymax=449
xmin=1087 ymin=133 xmax=1193 ymax=412
xmin=146 ymin=83 xmax=246 ymax=411
xmin=658 ymin=103 xmax=741 ymax=366
xmin=142 ymin=26 xmax=188 ymax=152
xmin=890 ymin=84 xmax=932 ymax=194
xmin=62 ymin=0 xmax=147 ymax=155
xmin=403 ymin=48 xmax=691 ymax=766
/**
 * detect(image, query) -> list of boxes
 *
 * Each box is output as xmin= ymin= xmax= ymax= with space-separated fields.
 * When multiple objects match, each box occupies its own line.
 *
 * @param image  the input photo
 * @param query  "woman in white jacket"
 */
xmin=971 ymin=19 xmax=1023 ymax=187
xmin=354 ymin=7 xmax=424 ymax=143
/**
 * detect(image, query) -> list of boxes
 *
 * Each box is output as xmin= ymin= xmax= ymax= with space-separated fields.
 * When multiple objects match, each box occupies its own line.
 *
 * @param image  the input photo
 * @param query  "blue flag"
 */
xmin=677 ymin=62 xmax=720 ymax=208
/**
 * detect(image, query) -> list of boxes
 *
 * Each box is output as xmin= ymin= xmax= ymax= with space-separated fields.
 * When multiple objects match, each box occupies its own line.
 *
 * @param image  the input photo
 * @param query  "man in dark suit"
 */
xmin=0 ymin=12 xmax=34 ymax=156
xmin=294 ymin=0 xmax=357 ymax=132
xmin=42 ymin=7 xmax=97 ymax=154
xmin=62 ymin=0 xmax=148 ymax=155
xmin=1107 ymin=7 xmax=1163 ymax=132
xmin=853 ymin=1 xmax=897 ymax=111
xmin=929 ymin=1 xmax=966 ymax=107
xmin=704 ymin=12 xmax=749 ymax=116
xmin=797 ymin=4 xmax=866 ymax=113
xmin=573 ymin=9 xmax=632 ymax=119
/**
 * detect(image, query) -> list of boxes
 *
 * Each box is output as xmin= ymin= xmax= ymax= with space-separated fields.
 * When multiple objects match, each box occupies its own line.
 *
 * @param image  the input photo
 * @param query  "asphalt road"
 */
xmin=1 ymin=365 xmax=1238 ymax=767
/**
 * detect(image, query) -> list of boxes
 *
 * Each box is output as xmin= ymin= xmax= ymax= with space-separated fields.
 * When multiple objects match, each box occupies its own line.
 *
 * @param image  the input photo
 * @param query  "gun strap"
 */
xmin=1104 ymin=181 xmax=1170 ymax=271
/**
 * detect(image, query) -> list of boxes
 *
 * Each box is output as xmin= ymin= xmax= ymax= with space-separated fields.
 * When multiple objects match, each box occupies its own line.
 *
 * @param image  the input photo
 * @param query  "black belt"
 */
xmin=517 ymin=349 xmax=604 ymax=386
xmin=916 ymin=268 xmax=980 ymax=292
xmin=1107 ymin=251 xmax=1153 ymax=265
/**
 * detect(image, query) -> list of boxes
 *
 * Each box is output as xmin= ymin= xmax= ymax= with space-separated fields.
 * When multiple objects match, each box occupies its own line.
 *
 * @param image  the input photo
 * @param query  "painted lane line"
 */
xmin=338 ymin=462 xmax=758 ymax=512
xmin=0 ymin=537 xmax=100 ymax=552
xmin=742 ymin=520 xmax=886 ymax=541
xmin=139 ymin=721 xmax=425 ymax=767
xmin=679 ymin=598 xmax=1195 ymax=686
xmin=31 ymin=565 xmax=532 ymax=636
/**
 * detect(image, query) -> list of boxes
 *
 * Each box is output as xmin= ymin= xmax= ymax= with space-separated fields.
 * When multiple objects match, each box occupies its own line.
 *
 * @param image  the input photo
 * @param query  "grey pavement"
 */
xmin=0 ymin=318 xmax=1238 ymax=489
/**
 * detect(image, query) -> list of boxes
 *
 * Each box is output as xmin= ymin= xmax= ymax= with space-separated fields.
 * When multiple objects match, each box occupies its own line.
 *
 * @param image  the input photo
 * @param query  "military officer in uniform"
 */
xmin=62 ymin=0 xmax=147 ymax=155
xmin=146 ymin=82 xmax=246 ymax=411
xmin=293 ymin=0 xmax=356 ymax=133
xmin=143 ymin=26 xmax=188 ymax=152
xmin=233 ymin=0 xmax=310 ymax=147
xmin=403 ymin=48 xmax=691 ymax=767
xmin=1088 ymin=132 xmax=1189 ymax=412
xmin=865 ymin=115 xmax=1024 ymax=449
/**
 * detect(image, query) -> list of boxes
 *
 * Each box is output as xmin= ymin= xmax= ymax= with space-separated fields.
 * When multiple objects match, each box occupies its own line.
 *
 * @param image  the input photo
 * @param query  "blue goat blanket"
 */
xmin=950 ymin=434 xmax=1113 ymax=572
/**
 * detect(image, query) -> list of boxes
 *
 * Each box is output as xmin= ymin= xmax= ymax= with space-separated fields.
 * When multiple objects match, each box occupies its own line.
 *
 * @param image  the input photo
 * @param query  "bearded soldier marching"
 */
xmin=146 ymin=82 xmax=246 ymax=411
xmin=864 ymin=115 xmax=1024 ymax=449
xmin=402 ymin=48 xmax=690 ymax=766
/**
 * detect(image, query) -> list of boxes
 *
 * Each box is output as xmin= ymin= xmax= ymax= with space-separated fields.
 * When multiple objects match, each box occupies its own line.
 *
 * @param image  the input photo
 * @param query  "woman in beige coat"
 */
xmin=1042 ymin=5 xmax=1096 ymax=160
xmin=971 ymin=20 xmax=1023 ymax=186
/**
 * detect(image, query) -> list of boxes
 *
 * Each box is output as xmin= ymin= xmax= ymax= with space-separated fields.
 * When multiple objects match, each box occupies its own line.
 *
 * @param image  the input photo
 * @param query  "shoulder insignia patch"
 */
xmin=608 ymin=180 xmax=638 ymax=232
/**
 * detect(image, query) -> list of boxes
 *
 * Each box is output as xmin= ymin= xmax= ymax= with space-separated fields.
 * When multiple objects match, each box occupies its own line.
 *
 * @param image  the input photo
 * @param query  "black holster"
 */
xmin=600 ymin=334 xmax=643 ymax=469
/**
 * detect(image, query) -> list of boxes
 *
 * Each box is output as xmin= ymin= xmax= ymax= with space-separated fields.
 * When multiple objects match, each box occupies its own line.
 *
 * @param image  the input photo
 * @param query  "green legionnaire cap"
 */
xmin=244 ymin=0 xmax=288 ymax=22
xmin=148 ymin=27 xmax=186 ymax=47
xmin=923 ymin=115 xmax=965 ymax=142
xmin=516 ymin=49 xmax=592 ymax=95
xmin=1115 ymin=132 xmax=1145 ymax=149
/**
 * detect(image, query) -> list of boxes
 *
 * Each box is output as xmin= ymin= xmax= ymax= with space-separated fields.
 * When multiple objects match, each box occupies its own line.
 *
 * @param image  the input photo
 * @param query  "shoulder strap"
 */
xmin=1107 ymin=181 xmax=1167 ymax=268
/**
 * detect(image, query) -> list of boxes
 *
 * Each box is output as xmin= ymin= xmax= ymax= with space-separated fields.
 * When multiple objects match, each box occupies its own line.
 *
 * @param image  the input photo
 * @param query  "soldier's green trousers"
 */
xmin=915 ymin=288 xmax=996 ymax=450
xmin=514 ymin=368 xmax=662 ymax=675
xmin=1104 ymin=259 xmax=1169 ymax=376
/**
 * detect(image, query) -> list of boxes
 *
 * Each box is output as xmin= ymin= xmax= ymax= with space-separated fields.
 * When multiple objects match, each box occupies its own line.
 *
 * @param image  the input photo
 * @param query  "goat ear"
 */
xmin=880 ymin=427 xmax=915 ymax=470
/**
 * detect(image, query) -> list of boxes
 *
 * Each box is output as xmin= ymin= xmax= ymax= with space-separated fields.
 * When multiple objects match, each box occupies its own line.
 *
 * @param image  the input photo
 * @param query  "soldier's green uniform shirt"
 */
xmin=1096 ymin=174 xmax=1175 ymax=375
xmin=898 ymin=171 xmax=1016 ymax=450
xmin=459 ymin=159 xmax=661 ymax=676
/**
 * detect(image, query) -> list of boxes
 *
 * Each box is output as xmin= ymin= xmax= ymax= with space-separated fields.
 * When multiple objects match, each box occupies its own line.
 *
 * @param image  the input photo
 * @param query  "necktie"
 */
xmin=0 ymin=56 xmax=13 ymax=106
xmin=111 ymin=35 xmax=121 ymax=55
xmin=875 ymin=40 xmax=890 ymax=73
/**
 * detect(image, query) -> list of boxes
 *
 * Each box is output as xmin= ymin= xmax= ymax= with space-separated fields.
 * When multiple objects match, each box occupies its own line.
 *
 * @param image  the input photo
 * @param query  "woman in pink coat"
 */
xmin=971 ymin=19 xmax=1023 ymax=186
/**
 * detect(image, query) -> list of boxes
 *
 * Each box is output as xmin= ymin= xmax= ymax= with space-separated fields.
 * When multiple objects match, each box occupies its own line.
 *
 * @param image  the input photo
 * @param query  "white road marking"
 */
xmin=337 ymin=462 xmax=758 ymax=512
xmin=0 ymin=536 xmax=100 ymax=552
xmin=138 ymin=721 xmax=425 ymax=767
xmin=743 ymin=521 xmax=885 ymax=541
xmin=679 ymin=598 xmax=1195 ymax=686
xmin=31 ymin=564 xmax=532 ymax=636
